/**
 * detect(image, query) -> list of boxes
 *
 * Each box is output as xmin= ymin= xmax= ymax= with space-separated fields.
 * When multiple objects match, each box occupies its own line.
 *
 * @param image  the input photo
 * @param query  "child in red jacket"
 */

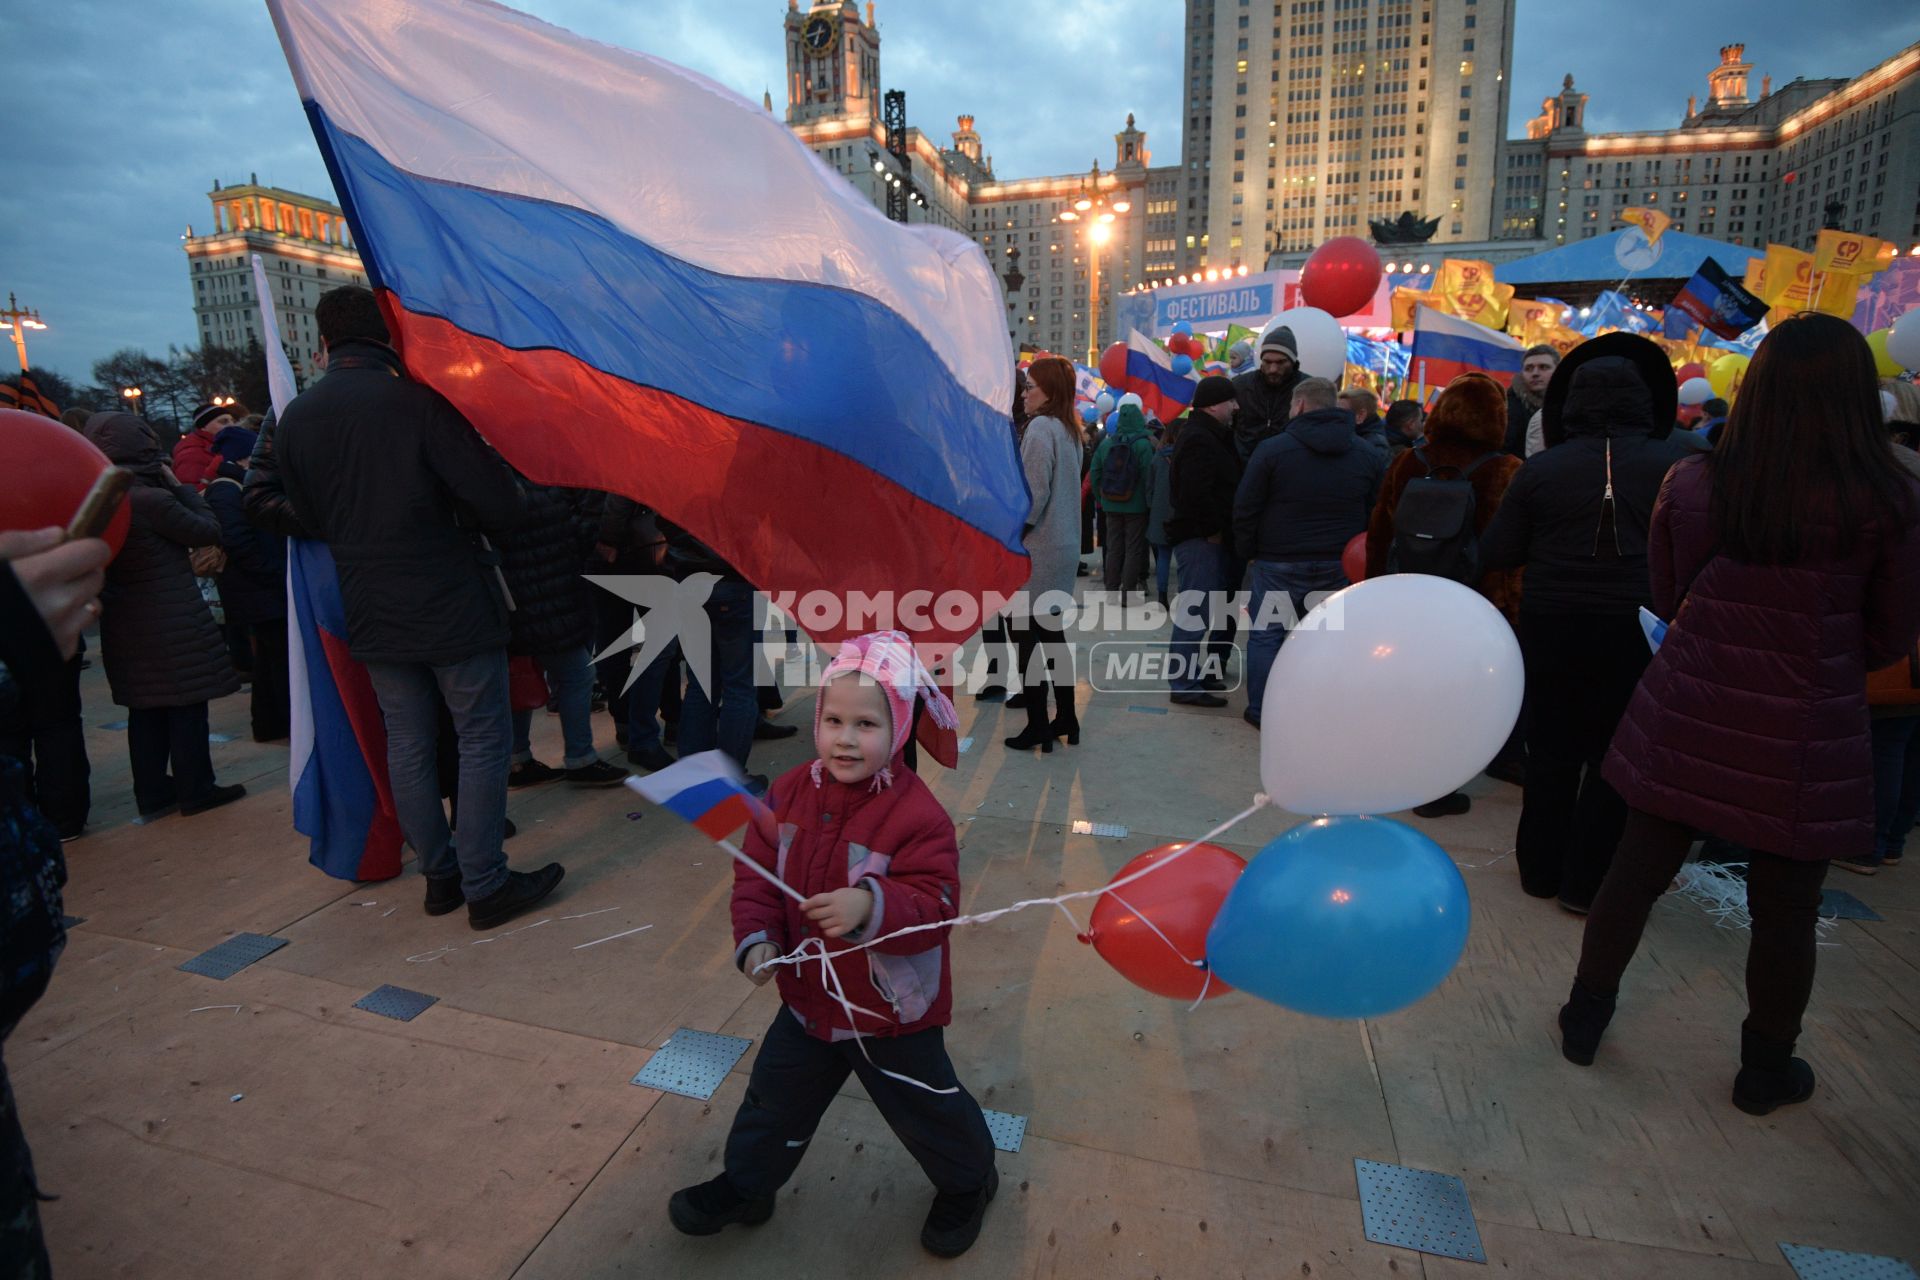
xmin=668 ymin=631 xmax=998 ymax=1257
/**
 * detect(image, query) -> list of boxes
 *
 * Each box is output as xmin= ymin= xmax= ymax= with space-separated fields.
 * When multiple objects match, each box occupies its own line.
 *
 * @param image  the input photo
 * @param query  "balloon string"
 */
xmin=733 ymin=795 xmax=1273 ymax=1093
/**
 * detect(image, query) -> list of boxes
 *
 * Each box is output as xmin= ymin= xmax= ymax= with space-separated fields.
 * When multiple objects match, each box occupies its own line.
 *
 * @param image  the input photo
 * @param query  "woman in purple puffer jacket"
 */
xmin=1559 ymin=314 xmax=1920 ymax=1116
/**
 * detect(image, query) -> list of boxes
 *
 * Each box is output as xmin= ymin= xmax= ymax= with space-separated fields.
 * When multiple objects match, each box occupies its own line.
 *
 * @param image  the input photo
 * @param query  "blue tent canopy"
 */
xmin=1494 ymin=228 xmax=1763 ymax=285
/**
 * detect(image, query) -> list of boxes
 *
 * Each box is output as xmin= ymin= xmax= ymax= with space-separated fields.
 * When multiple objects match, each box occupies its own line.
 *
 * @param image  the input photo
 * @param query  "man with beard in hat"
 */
xmin=1229 ymin=328 xmax=1306 ymax=464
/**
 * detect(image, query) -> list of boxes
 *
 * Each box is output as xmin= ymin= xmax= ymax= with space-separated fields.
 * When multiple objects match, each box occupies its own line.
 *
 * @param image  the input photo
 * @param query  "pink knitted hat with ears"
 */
xmin=810 ymin=630 xmax=960 ymax=790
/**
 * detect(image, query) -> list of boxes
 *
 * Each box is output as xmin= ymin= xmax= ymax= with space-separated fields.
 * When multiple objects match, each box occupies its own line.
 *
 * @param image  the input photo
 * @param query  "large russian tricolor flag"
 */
xmin=1409 ymin=306 xmax=1525 ymax=391
xmin=266 ymin=0 xmax=1029 ymax=646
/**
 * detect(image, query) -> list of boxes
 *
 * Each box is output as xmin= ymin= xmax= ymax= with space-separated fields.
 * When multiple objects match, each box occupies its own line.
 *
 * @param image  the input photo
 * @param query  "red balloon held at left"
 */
xmin=1083 ymin=842 xmax=1246 ymax=1002
xmin=0 ymin=409 xmax=131 ymax=557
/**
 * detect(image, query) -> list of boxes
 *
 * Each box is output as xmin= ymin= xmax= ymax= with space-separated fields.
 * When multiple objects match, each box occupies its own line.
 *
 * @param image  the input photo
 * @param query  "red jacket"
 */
xmin=1604 ymin=456 xmax=1920 ymax=859
xmin=731 ymin=761 xmax=959 ymax=1041
xmin=172 ymin=430 xmax=218 ymax=490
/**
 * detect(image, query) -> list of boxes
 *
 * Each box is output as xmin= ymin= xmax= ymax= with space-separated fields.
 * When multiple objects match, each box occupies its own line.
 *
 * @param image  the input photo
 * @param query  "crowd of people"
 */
xmin=4 ymin=285 xmax=1920 ymax=1265
xmin=1004 ymin=312 xmax=1920 ymax=1126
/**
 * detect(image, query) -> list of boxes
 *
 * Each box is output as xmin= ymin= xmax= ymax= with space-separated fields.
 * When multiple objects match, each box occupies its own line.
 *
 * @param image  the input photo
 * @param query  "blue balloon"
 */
xmin=1080 ymin=403 xmax=1097 ymax=425
xmin=1173 ymin=321 xmax=1194 ymax=337
xmin=1171 ymin=354 xmax=1194 ymax=377
xmin=1205 ymin=816 xmax=1470 ymax=1018
xmin=1105 ymin=410 xmax=1121 ymax=431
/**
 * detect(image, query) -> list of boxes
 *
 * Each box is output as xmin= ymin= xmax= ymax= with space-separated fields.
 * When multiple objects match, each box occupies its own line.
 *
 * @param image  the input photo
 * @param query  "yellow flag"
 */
xmin=1433 ymin=258 xmax=1497 ymax=301
xmin=1621 ymin=206 xmax=1671 ymax=245
xmin=1541 ymin=325 xmax=1585 ymax=357
xmin=1433 ymin=260 xmax=1509 ymax=329
xmin=1391 ymin=286 xmax=1429 ymax=331
xmin=1742 ymin=257 xmax=1769 ymax=301
xmin=1812 ymin=228 xmax=1896 ymax=276
xmin=1760 ymin=244 xmax=1816 ymax=308
xmin=1507 ymin=298 xmax=1558 ymax=341
xmin=1809 ymin=270 xmax=1863 ymax=319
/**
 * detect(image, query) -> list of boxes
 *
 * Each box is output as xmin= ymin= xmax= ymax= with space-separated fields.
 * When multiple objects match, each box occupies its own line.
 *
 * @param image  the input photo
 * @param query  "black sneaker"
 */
xmin=467 ymin=863 xmax=565 ymax=931
xmin=181 ymin=783 xmax=246 ymax=816
xmin=1170 ymin=692 xmax=1228 ymax=708
xmin=753 ymin=716 xmax=799 ymax=741
xmin=745 ymin=774 xmax=770 ymax=798
xmin=424 ymin=875 xmax=464 ymax=916
xmin=1412 ymin=792 xmax=1471 ymax=818
xmin=627 ymin=743 xmax=676 ymax=772
xmin=565 ymin=759 xmax=627 ymax=788
xmin=1202 ymin=676 xmax=1228 ymax=692
xmin=1732 ymin=1057 xmax=1816 ymax=1116
xmin=668 ymin=1174 xmax=775 ymax=1236
xmin=975 ymin=683 xmax=1007 ymax=702
xmin=921 ymin=1167 xmax=998 ymax=1258
xmin=509 ymin=759 xmax=562 ymax=789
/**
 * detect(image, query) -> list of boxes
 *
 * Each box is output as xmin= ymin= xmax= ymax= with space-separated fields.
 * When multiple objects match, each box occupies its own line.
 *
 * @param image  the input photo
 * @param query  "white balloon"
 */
xmin=1094 ymin=391 xmax=1116 ymax=415
xmin=1888 ymin=308 xmax=1920 ymax=372
xmin=1262 ymin=306 xmax=1347 ymax=382
xmin=1118 ymin=392 xmax=1145 ymax=412
xmin=1677 ymin=377 xmax=1713 ymax=406
xmin=1259 ymin=575 xmax=1523 ymax=815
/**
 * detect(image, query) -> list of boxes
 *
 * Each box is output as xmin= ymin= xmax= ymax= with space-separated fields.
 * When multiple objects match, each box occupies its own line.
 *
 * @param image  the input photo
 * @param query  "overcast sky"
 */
xmin=4 ymin=0 xmax=1916 ymax=390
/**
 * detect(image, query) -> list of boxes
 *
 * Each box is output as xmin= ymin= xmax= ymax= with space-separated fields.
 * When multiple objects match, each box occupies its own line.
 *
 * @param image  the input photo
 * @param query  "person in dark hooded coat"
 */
xmin=1481 ymin=346 xmax=1692 ymax=911
xmin=82 ymin=412 xmax=245 ymax=818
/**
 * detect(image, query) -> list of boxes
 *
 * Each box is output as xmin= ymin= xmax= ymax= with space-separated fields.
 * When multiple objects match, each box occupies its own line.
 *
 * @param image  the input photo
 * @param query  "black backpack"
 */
xmin=1387 ymin=447 xmax=1495 ymax=583
xmin=1099 ymin=435 xmax=1143 ymax=504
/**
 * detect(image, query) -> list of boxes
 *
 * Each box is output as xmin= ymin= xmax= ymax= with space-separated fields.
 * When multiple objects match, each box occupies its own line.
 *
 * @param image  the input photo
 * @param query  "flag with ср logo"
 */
xmin=1620 ymin=207 xmax=1671 ymax=246
xmin=266 ymin=0 xmax=1030 ymax=648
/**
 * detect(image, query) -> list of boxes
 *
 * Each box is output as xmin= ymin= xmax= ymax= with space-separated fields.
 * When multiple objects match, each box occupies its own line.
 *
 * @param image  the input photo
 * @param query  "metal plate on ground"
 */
xmin=982 ymin=1108 xmax=1027 ymax=1154
xmin=1779 ymin=1243 xmax=1918 ymax=1280
xmin=353 ymin=985 xmax=439 ymax=1022
xmin=631 ymin=1028 xmax=753 ymax=1100
xmin=1820 ymin=890 xmax=1883 ymax=922
xmin=1126 ymin=705 xmax=1169 ymax=715
xmin=177 ymin=932 xmax=288 ymax=980
xmin=1070 ymin=820 xmax=1130 ymax=839
xmin=1354 ymin=1159 xmax=1486 ymax=1264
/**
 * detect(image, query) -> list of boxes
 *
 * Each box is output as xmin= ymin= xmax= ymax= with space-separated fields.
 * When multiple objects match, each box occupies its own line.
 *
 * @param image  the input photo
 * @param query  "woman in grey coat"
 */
xmin=84 ymin=413 xmax=245 ymax=818
xmin=1006 ymin=356 xmax=1084 ymax=752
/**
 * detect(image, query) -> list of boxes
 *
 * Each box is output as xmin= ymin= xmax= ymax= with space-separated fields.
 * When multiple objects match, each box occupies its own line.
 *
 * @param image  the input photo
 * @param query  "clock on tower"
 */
xmin=801 ymin=12 xmax=837 ymax=55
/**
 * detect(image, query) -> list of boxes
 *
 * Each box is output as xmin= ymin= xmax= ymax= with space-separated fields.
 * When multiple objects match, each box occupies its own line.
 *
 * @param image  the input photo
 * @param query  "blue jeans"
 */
xmin=1151 ymin=541 xmax=1172 ymax=599
xmin=510 ymin=644 xmax=598 ymax=768
xmin=1168 ymin=538 xmax=1228 ymax=693
xmin=365 ymin=649 xmax=511 ymax=900
xmin=1245 ymin=559 xmax=1349 ymax=725
xmin=679 ymin=579 xmax=757 ymax=769
xmin=1870 ymin=714 xmax=1920 ymax=863
xmin=625 ymin=638 xmax=682 ymax=752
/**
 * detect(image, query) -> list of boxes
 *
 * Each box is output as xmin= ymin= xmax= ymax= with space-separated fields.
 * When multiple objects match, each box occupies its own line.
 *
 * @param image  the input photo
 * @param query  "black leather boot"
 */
xmin=1558 ymin=979 xmax=1616 ymax=1066
xmin=1732 ymin=1024 xmax=1815 ymax=1116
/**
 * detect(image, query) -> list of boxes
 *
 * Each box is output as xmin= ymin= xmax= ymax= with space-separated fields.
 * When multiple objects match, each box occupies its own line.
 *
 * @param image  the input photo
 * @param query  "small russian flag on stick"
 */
xmin=625 ymin=751 xmax=768 ymax=840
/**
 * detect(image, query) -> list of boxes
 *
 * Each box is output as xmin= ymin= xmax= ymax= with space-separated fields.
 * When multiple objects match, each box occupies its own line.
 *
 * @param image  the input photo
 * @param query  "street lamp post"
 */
xmin=1002 ymin=247 xmax=1026 ymax=345
xmin=121 ymin=386 xmax=145 ymax=419
xmin=0 ymin=292 xmax=50 ymax=372
xmin=1056 ymin=163 xmax=1130 ymax=366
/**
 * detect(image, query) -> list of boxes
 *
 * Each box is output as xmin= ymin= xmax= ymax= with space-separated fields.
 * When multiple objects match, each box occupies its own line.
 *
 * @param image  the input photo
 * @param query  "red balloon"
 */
xmin=1675 ymin=361 xmax=1706 ymax=386
xmin=1098 ymin=340 xmax=1131 ymax=393
xmin=1341 ymin=531 xmax=1367 ymax=584
xmin=1166 ymin=333 xmax=1190 ymax=357
xmin=1300 ymin=236 xmax=1384 ymax=319
xmin=1084 ymin=842 xmax=1246 ymax=1001
xmin=0 ymin=409 xmax=129 ymax=557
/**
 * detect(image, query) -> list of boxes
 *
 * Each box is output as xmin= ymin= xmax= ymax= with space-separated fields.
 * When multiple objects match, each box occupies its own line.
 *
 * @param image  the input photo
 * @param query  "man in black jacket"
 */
xmin=1502 ymin=345 xmax=1560 ymax=457
xmin=1165 ymin=376 xmax=1241 ymax=707
xmin=1228 ymin=327 xmax=1305 ymax=462
xmin=274 ymin=286 xmax=562 ymax=931
xmin=1234 ymin=378 xmax=1383 ymax=727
